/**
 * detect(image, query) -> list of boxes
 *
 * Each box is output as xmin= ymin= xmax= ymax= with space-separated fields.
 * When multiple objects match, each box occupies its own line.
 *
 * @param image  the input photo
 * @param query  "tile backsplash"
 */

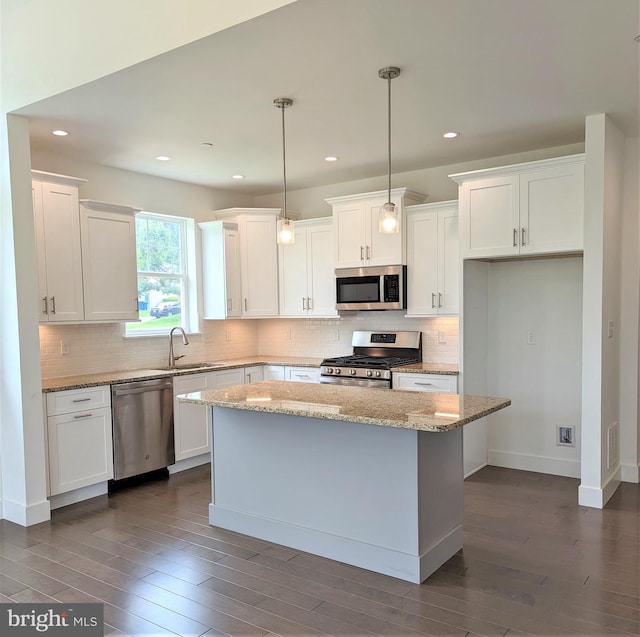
xmin=39 ymin=313 xmax=459 ymax=378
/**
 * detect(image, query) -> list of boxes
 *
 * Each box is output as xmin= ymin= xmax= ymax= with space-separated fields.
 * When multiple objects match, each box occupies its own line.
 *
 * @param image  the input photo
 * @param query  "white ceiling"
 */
xmin=18 ymin=0 xmax=640 ymax=196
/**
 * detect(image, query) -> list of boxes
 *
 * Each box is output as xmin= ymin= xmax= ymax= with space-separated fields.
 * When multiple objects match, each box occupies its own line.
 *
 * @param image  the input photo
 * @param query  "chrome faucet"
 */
xmin=168 ymin=327 xmax=189 ymax=368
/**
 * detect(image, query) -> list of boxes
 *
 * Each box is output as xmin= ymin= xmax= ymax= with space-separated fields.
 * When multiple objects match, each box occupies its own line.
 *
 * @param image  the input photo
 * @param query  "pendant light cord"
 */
xmin=281 ymin=103 xmax=288 ymax=221
xmin=387 ymin=74 xmax=392 ymax=203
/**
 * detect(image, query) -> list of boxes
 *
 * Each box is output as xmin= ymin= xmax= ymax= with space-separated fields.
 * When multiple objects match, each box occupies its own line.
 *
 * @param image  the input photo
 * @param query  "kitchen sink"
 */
xmin=153 ymin=362 xmax=227 ymax=372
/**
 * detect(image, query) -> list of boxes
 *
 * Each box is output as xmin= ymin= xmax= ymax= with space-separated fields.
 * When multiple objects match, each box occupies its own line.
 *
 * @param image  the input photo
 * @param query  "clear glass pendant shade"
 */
xmin=379 ymin=201 xmax=399 ymax=233
xmin=277 ymin=217 xmax=295 ymax=244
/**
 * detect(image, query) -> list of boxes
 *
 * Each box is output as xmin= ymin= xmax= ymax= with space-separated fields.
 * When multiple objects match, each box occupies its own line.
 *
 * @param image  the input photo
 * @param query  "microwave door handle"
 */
xmin=380 ymin=277 xmax=385 ymax=303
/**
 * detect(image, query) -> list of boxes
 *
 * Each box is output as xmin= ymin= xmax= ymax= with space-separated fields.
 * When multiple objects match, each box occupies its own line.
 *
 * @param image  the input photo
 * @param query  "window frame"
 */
xmin=125 ymin=211 xmax=198 ymax=338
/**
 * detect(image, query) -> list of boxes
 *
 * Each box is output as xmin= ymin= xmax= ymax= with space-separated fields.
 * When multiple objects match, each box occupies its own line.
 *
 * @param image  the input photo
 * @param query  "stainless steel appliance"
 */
xmin=320 ymin=330 xmax=421 ymax=388
xmin=111 ymin=377 xmax=175 ymax=481
xmin=335 ymin=265 xmax=406 ymax=311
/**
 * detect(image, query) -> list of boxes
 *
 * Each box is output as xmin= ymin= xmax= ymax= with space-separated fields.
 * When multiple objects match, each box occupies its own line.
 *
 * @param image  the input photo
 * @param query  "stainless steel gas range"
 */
xmin=320 ymin=330 xmax=422 ymax=389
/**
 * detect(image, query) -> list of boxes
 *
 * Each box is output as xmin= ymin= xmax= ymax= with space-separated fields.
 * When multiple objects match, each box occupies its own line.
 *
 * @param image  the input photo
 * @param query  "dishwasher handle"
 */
xmin=112 ymin=379 xmax=173 ymax=397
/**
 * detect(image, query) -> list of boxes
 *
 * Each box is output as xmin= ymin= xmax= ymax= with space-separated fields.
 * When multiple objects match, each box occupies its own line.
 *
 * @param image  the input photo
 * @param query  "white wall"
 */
xmin=486 ymin=258 xmax=583 ymax=478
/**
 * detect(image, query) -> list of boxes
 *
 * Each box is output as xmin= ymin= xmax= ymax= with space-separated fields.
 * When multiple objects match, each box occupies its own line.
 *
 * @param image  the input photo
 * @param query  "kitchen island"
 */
xmin=178 ymin=381 xmax=510 ymax=583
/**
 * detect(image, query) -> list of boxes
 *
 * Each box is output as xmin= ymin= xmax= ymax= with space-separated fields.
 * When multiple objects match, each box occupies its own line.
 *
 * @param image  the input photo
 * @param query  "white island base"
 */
xmin=209 ymin=406 xmax=463 ymax=584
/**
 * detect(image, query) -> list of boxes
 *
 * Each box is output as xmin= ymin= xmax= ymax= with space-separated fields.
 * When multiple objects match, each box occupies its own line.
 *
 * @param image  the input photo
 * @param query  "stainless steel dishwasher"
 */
xmin=111 ymin=377 xmax=175 ymax=481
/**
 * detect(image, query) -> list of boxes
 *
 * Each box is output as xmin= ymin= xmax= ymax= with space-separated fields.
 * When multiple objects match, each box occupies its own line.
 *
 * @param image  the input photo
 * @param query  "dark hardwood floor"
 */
xmin=0 ymin=465 xmax=638 ymax=636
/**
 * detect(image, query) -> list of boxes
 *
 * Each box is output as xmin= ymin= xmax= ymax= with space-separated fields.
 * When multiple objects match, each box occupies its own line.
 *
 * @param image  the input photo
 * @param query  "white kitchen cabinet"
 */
xmin=285 ymin=366 xmax=320 ymax=383
xmin=392 ymin=373 xmax=458 ymax=393
xmin=326 ymin=188 xmax=425 ymax=268
xmin=264 ymin=365 xmax=285 ymax=381
xmin=32 ymin=172 xmax=87 ymax=322
xmin=211 ymin=208 xmax=283 ymax=318
xmin=279 ymin=218 xmax=337 ymax=317
xmin=451 ymin=154 xmax=584 ymax=259
xmin=214 ymin=367 xmax=246 ymax=387
xmin=173 ymin=372 xmax=215 ymax=461
xmin=45 ymin=386 xmax=113 ymax=495
xmin=80 ymin=200 xmax=140 ymax=321
xmin=244 ymin=365 xmax=264 ymax=383
xmin=199 ymin=220 xmax=242 ymax=319
xmin=406 ymin=201 xmax=459 ymax=316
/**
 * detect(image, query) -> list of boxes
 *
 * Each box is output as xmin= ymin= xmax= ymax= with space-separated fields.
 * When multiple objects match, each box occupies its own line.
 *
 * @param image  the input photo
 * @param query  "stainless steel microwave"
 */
xmin=335 ymin=265 xmax=406 ymax=311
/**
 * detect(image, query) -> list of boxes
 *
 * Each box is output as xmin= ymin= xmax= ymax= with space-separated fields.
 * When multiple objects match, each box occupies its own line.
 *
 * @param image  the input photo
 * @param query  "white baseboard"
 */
xmin=488 ymin=449 xmax=580 ymax=478
xmin=168 ymin=453 xmax=210 ymax=474
xmin=578 ymin=468 xmax=622 ymax=508
xmin=464 ymin=462 xmax=487 ymax=479
xmin=49 ymin=482 xmax=108 ymax=510
xmin=621 ymin=462 xmax=640 ymax=483
xmin=2 ymin=497 xmax=51 ymax=526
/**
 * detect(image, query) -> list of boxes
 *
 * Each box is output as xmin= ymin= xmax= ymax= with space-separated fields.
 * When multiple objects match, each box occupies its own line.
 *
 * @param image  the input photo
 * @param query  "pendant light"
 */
xmin=274 ymin=97 xmax=295 ymax=244
xmin=378 ymin=66 xmax=401 ymax=234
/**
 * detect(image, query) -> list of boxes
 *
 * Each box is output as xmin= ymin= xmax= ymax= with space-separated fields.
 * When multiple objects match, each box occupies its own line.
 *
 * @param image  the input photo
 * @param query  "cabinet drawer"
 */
xmin=46 ymin=385 xmax=111 ymax=416
xmin=174 ymin=373 xmax=208 ymax=394
xmin=393 ymin=373 xmax=458 ymax=393
xmin=285 ymin=367 xmax=320 ymax=383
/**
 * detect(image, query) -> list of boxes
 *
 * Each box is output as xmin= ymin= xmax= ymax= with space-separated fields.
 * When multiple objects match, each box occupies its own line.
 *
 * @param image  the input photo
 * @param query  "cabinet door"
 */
xmin=438 ymin=208 xmax=460 ymax=315
xmin=224 ymin=228 xmax=242 ymax=317
xmin=392 ymin=373 xmax=458 ymax=393
xmin=366 ymin=196 xmax=405 ymax=266
xmin=33 ymin=180 xmax=85 ymax=322
xmin=333 ymin=202 xmax=367 ymax=268
xmin=47 ymin=406 xmax=113 ymax=495
xmin=460 ymin=176 xmax=519 ymax=259
xmin=520 ymin=163 xmax=584 ymax=255
xmin=307 ymin=223 xmax=337 ymax=316
xmin=80 ymin=206 xmax=138 ymax=321
xmin=173 ymin=373 xmax=210 ymax=461
xmin=279 ymin=227 xmax=309 ymax=316
xmin=240 ymin=216 xmax=279 ymax=317
xmin=244 ymin=365 xmax=264 ymax=383
xmin=406 ymin=211 xmax=439 ymax=316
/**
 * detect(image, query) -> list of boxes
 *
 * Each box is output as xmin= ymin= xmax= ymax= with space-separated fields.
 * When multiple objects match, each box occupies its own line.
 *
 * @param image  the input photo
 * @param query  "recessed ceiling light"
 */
xmin=52 ymin=129 xmax=68 ymax=136
xmin=324 ymin=156 xmax=339 ymax=162
xmin=232 ymin=174 xmax=244 ymax=180
xmin=155 ymin=155 xmax=171 ymax=161
xmin=443 ymin=132 xmax=459 ymax=139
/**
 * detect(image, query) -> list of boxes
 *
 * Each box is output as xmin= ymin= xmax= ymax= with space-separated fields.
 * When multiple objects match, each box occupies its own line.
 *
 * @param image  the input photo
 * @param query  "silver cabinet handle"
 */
xmin=366 ymin=245 xmax=370 ymax=260
xmin=51 ymin=296 xmax=56 ymax=314
xmin=521 ymin=227 xmax=526 ymax=246
xmin=360 ymin=246 xmax=364 ymax=260
xmin=72 ymin=397 xmax=91 ymax=403
xmin=415 ymin=382 xmax=433 ymax=386
xmin=438 ymin=292 xmax=443 ymax=308
xmin=296 ymin=374 xmax=310 ymax=379
xmin=42 ymin=297 xmax=49 ymax=315
xmin=307 ymin=297 xmax=312 ymax=310
xmin=227 ymin=298 xmax=232 ymax=312
xmin=134 ymin=298 xmax=139 ymax=311
xmin=513 ymin=228 xmax=517 ymax=247
xmin=244 ymin=298 xmax=248 ymax=311
xmin=302 ymin=297 xmax=307 ymax=310
xmin=73 ymin=413 xmax=93 ymax=419
xmin=431 ymin=293 xmax=436 ymax=308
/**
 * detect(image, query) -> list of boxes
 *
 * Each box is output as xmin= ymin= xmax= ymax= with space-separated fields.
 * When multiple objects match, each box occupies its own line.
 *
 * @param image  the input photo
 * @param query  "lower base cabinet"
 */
xmin=45 ymin=385 xmax=113 ymax=496
xmin=392 ymin=373 xmax=458 ymax=393
xmin=285 ymin=366 xmax=320 ymax=383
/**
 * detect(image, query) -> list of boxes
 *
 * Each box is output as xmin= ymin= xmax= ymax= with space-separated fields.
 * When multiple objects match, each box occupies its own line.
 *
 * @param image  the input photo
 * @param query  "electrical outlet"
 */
xmin=60 ymin=340 xmax=69 ymax=355
xmin=438 ymin=330 xmax=447 ymax=344
xmin=557 ymin=425 xmax=575 ymax=447
xmin=225 ymin=329 xmax=232 ymax=342
xmin=527 ymin=330 xmax=536 ymax=345
xmin=607 ymin=320 xmax=614 ymax=338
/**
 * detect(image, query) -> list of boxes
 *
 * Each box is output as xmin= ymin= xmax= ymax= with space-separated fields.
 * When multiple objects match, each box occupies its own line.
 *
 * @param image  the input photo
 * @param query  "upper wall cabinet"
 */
xmin=210 ymin=208 xmax=282 ymax=318
xmin=278 ymin=217 xmax=337 ymax=318
xmin=405 ymin=201 xmax=459 ymax=316
xmin=326 ymin=188 xmax=425 ymax=268
xmin=199 ymin=220 xmax=242 ymax=319
xmin=32 ymin=171 xmax=87 ymax=322
xmin=79 ymin=200 xmax=140 ymax=322
xmin=32 ymin=171 xmax=140 ymax=324
xmin=450 ymin=154 xmax=585 ymax=259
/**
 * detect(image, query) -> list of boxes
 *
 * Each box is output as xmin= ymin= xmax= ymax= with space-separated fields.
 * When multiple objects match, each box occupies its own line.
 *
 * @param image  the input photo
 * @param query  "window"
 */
xmin=125 ymin=212 xmax=197 ymax=336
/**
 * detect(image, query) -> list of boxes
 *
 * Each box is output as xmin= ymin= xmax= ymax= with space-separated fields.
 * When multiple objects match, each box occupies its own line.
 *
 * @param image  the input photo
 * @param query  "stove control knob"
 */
xmin=335 ymin=368 xmax=341 ymax=375
xmin=375 ymin=371 xmax=382 ymax=378
xmin=366 ymin=370 xmax=373 ymax=377
xmin=350 ymin=368 xmax=357 ymax=376
xmin=326 ymin=367 xmax=333 ymax=374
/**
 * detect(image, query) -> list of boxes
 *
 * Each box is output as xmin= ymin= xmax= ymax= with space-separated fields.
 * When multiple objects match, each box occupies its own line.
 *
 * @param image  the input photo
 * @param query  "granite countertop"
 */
xmin=41 ymin=356 xmax=458 ymax=392
xmin=178 ymin=381 xmax=509 ymax=433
